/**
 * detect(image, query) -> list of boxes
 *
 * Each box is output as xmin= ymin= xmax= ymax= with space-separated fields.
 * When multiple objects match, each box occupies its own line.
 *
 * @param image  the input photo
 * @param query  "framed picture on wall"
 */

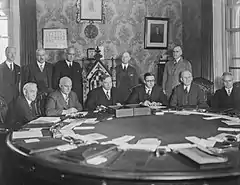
xmin=43 ymin=28 xmax=68 ymax=49
xmin=144 ymin=17 xmax=169 ymax=49
xmin=80 ymin=0 xmax=103 ymax=21
xmin=87 ymin=48 xmax=96 ymax=59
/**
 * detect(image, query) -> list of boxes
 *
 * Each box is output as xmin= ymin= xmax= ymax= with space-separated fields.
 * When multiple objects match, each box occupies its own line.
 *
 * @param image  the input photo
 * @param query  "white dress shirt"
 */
xmin=183 ymin=85 xmax=191 ymax=93
xmin=145 ymin=86 xmax=152 ymax=95
xmin=61 ymin=92 xmax=69 ymax=104
xmin=66 ymin=60 xmax=73 ymax=67
xmin=6 ymin=61 xmax=14 ymax=70
xmin=37 ymin=61 xmax=45 ymax=72
xmin=225 ymin=87 xmax=233 ymax=96
xmin=121 ymin=63 xmax=128 ymax=70
xmin=103 ymin=88 xmax=111 ymax=99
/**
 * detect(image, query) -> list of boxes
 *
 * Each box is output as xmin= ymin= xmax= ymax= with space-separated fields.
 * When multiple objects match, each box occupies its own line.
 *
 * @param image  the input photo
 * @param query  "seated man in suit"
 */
xmin=211 ymin=72 xmax=240 ymax=111
xmin=46 ymin=77 xmax=83 ymax=116
xmin=14 ymin=82 xmax=38 ymax=127
xmin=86 ymin=74 xmax=120 ymax=111
xmin=127 ymin=72 xmax=168 ymax=106
xmin=170 ymin=70 xmax=208 ymax=109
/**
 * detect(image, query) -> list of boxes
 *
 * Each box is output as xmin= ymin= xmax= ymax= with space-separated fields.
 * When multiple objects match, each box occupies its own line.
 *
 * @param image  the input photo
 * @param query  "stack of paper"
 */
xmin=101 ymin=135 xmax=135 ymax=145
xmin=29 ymin=117 xmax=61 ymax=124
xmin=12 ymin=130 xmax=43 ymax=139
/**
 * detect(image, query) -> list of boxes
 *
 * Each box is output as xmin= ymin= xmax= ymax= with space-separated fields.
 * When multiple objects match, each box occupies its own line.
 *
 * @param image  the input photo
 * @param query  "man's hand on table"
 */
xmin=62 ymin=108 xmax=78 ymax=115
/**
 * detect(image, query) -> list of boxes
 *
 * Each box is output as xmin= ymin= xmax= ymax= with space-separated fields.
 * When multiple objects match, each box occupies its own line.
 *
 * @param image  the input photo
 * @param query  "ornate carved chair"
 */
xmin=34 ymin=92 xmax=48 ymax=117
xmin=233 ymin=81 xmax=240 ymax=88
xmin=82 ymin=47 xmax=114 ymax=103
xmin=193 ymin=77 xmax=214 ymax=106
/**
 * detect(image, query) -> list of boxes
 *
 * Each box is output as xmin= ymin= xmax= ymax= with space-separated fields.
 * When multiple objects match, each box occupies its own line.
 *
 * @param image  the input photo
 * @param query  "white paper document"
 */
xmin=73 ymin=126 xmax=95 ymax=130
xmin=29 ymin=117 xmax=61 ymax=124
xmin=24 ymin=138 xmax=40 ymax=143
xmin=185 ymin=136 xmax=216 ymax=147
xmin=208 ymin=133 xmax=235 ymax=142
xmin=86 ymin=156 xmax=107 ymax=165
xmin=221 ymin=120 xmax=240 ymax=126
xmin=57 ymin=144 xmax=77 ymax=151
xmin=168 ymin=143 xmax=196 ymax=150
xmin=84 ymin=118 xmax=99 ymax=124
xmin=12 ymin=130 xmax=43 ymax=139
xmin=118 ymin=143 xmax=159 ymax=152
xmin=218 ymin=127 xmax=240 ymax=132
xmin=101 ymin=135 xmax=135 ymax=145
xmin=203 ymin=116 xmax=222 ymax=120
xmin=82 ymin=133 xmax=107 ymax=141
xmin=61 ymin=119 xmax=84 ymax=130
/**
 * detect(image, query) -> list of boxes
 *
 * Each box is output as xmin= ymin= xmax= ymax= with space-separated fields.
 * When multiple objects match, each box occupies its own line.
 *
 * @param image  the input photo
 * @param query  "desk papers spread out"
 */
xmin=61 ymin=119 xmax=84 ymax=130
xmin=29 ymin=117 xmax=61 ymax=124
xmin=57 ymin=144 xmax=78 ymax=151
xmin=12 ymin=130 xmax=43 ymax=139
xmin=84 ymin=118 xmax=99 ymax=124
xmin=208 ymin=133 xmax=235 ymax=142
xmin=81 ymin=133 xmax=107 ymax=141
xmin=73 ymin=126 xmax=95 ymax=130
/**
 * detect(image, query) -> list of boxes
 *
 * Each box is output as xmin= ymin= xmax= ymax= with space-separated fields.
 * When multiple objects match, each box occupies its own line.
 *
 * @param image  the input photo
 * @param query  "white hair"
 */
xmin=23 ymin=82 xmax=37 ymax=94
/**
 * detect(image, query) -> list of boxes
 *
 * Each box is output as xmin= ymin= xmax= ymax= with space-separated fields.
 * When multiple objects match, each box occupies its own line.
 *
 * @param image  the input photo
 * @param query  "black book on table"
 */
xmin=16 ymin=138 xmax=69 ymax=154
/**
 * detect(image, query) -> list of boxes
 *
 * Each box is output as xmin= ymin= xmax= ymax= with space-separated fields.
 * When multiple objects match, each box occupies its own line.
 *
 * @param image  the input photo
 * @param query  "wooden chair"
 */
xmin=0 ymin=96 xmax=7 ymax=124
xmin=193 ymin=77 xmax=214 ymax=106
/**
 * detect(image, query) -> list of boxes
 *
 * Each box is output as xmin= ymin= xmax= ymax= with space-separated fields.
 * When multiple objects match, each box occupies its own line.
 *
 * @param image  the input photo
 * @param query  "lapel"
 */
xmin=57 ymin=90 xmax=68 ymax=109
xmin=100 ymin=87 xmax=108 ymax=101
xmin=33 ymin=62 xmax=41 ymax=73
xmin=22 ymin=96 xmax=33 ymax=117
xmin=45 ymin=62 xmax=51 ymax=86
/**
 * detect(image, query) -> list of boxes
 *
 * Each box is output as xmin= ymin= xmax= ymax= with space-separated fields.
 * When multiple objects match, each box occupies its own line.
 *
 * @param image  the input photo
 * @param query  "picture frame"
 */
xmin=80 ymin=0 xmax=103 ymax=21
xmin=144 ymin=17 xmax=169 ymax=49
xmin=42 ymin=28 xmax=68 ymax=49
xmin=87 ymin=48 xmax=96 ymax=60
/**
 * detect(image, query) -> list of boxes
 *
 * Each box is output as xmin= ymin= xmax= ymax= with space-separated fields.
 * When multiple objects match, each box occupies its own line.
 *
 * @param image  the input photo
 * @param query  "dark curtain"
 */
xmin=19 ymin=0 xmax=37 ymax=67
xmin=201 ymin=0 xmax=213 ymax=81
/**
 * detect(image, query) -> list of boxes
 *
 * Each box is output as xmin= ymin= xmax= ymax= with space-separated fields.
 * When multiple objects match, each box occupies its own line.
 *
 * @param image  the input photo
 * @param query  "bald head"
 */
xmin=122 ymin=51 xmax=131 ymax=64
xmin=180 ymin=70 xmax=193 ymax=86
xmin=59 ymin=77 xmax=72 ymax=95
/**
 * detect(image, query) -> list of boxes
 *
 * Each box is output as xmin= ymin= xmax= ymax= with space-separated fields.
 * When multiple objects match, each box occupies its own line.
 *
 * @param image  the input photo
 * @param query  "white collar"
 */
xmin=25 ymin=97 xmax=32 ymax=106
xmin=225 ymin=87 xmax=233 ymax=92
xmin=184 ymin=85 xmax=191 ymax=92
xmin=6 ymin=61 xmax=14 ymax=70
xmin=61 ymin=92 xmax=69 ymax=100
xmin=37 ymin=61 xmax=45 ymax=68
xmin=122 ymin=63 xmax=128 ymax=69
xmin=66 ymin=60 xmax=73 ymax=66
xmin=175 ymin=57 xmax=181 ymax=63
xmin=145 ymin=86 xmax=152 ymax=93
xmin=102 ymin=87 xmax=110 ymax=94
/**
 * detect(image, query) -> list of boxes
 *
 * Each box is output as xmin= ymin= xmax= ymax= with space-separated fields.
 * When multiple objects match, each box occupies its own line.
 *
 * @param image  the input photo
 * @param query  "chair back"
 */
xmin=193 ymin=77 xmax=214 ymax=106
xmin=0 ymin=96 xmax=8 ymax=124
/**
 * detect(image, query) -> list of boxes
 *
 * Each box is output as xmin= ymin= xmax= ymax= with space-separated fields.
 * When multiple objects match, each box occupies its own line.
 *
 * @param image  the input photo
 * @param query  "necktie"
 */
xmin=10 ymin=63 xmax=13 ymax=71
xmin=123 ymin=65 xmax=127 ymax=71
xmin=39 ymin=64 xmax=44 ymax=72
xmin=106 ymin=91 xmax=110 ymax=100
xmin=184 ymin=87 xmax=188 ymax=94
xmin=69 ymin=62 xmax=72 ymax=68
xmin=65 ymin=96 xmax=69 ymax=105
xmin=147 ymin=90 xmax=151 ymax=96
xmin=227 ymin=89 xmax=231 ymax=96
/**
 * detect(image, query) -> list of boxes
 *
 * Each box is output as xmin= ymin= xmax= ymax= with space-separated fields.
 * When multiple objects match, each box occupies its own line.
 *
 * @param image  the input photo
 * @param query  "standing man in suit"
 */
xmin=86 ymin=74 xmax=120 ymax=111
xmin=53 ymin=47 xmax=83 ymax=104
xmin=162 ymin=45 xmax=192 ymax=99
xmin=170 ymin=70 xmax=208 ymax=109
xmin=14 ymin=82 xmax=38 ymax=128
xmin=0 ymin=46 xmax=20 ymax=124
xmin=46 ymin=77 xmax=83 ymax=116
xmin=127 ymin=72 xmax=168 ymax=106
xmin=115 ymin=51 xmax=138 ymax=104
xmin=23 ymin=48 xmax=53 ymax=94
xmin=212 ymin=72 xmax=240 ymax=111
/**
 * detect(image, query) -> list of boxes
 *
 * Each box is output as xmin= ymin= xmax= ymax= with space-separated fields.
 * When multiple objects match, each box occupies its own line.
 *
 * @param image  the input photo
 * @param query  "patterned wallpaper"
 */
xmin=36 ymin=0 xmax=182 ymax=77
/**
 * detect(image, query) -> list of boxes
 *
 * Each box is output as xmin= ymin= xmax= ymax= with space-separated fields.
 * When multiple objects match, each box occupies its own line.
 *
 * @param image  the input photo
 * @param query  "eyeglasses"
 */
xmin=145 ymin=80 xmax=155 ymax=83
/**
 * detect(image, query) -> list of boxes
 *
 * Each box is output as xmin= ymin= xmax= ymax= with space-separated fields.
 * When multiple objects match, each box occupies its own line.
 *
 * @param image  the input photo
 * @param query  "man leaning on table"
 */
xmin=211 ymin=72 xmax=240 ymax=111
xmin=127 ymin=72 xmax=168 ymax=106
xmin=45 ymin=76 xmax=83 ymax=116
xmin=170 ymin=70 xmax=208 ymax=109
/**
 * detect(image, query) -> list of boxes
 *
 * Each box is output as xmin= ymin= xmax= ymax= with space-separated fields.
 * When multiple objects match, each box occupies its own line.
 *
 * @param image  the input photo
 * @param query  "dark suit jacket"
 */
xmin=127 ymin=85 xmax=168 ymax=105
xmin=46 ymin=90 xmax=83 ymax=116
xmin=23 ymin=62 xmax=53 ymax=93
xmin=53 ymin=60 xmax=83 ymax=104
xmin=211 ymin=86 xmax=240 ymax=111
xmin=85 ymin=87 xmax=120 ymax=111
xmin=0 ymin=62 xmax=20 ymax=104
xmin=115 ymin=64 xmax=138 ymax=104
xmin=14 ymin=96 xmax=38 ymax=127
xmin=162 ymin=57 xmax=192 ymax=98
xmin=170 ymin=83 xmax=208 ymax=109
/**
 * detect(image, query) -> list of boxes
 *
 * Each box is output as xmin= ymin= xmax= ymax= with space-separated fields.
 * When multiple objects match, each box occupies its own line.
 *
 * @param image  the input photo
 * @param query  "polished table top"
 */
xmin=6 ymin=111 xmax=240 ymax=181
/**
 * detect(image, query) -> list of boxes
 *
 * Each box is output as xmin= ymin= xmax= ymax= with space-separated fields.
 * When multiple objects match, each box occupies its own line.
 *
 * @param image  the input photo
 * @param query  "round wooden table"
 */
xmin=6 ymin=111 xmax=240 ymax=185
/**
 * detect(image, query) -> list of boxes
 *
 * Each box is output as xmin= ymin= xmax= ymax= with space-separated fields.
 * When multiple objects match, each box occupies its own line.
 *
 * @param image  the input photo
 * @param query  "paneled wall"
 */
xmin=36 ymin=0 xmax=182 ymax=77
